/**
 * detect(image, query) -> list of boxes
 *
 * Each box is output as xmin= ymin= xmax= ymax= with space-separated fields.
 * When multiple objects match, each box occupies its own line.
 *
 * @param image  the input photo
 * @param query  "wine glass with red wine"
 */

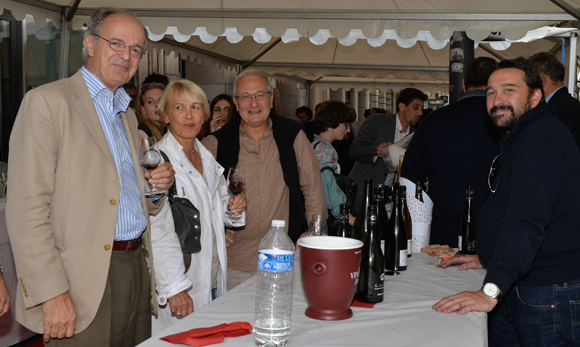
xmin=226 ymin=166 xmax=245 ymax=222
xmin=138 ymin=137 xmax=166 ymax=197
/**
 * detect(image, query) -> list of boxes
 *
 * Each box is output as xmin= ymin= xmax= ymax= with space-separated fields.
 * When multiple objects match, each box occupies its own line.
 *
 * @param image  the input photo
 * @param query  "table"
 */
xmin=0 ymin=201 xmax=37 ymax=346
xmin=139 ymin=253 xmax=487 ymax=347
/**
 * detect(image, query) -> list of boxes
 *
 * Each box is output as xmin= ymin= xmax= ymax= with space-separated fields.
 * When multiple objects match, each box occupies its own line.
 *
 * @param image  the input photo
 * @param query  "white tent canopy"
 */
xmin=2 ymin=0 xmax=577 ymax=40
xmin=2 ymin=0 xmax=580 ymax=93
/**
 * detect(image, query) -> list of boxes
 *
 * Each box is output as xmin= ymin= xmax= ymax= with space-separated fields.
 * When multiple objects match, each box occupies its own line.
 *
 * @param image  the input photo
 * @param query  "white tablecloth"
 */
xmin=139 ymin=253 xmax=487 ymax=347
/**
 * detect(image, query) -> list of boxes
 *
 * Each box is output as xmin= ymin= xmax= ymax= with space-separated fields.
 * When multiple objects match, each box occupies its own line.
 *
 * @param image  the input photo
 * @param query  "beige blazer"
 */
xmin=6 ymin=70 xmax=158 ymax=333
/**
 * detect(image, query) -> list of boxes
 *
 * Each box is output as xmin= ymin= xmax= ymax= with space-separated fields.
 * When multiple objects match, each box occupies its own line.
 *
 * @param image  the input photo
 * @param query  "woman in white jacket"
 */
xmin=151 ymin=79 xmax=246 ymax=333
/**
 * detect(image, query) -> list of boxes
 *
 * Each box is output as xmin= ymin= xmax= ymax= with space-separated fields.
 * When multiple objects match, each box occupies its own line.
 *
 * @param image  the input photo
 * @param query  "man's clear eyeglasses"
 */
xmin=234 ymin=91 xmax=271 ymax=103
xmin=488 ymin=153 xmax=501 ymax=193
xmin=94 ymin=35 xmax=143 ymax=58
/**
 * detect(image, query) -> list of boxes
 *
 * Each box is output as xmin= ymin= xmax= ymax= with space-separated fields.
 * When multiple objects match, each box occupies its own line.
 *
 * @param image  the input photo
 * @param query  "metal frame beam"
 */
xmin=158 ymin=38 xmax=241 ymax=65
xmin=550 ymin=0 xmax=580 ymax=20
xmin=312 ymin=81 xmax=451 ymax=88
xmin=568 ymin=33 xmax=578 ymax=96
xmin=252 ymin=62 xmax=448 ymax=72
xmin=69 ymin=9 xmax=575 ymax=22
xmin=242 ymin=38 xmax=281 ymax=70
xmin=58 ymin=6 xmax=71 ymax=79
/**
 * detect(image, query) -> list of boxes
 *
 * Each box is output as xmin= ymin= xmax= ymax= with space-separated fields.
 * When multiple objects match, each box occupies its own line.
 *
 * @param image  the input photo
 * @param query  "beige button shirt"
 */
xmin=202 ymin=119 xmax=327 ymax=272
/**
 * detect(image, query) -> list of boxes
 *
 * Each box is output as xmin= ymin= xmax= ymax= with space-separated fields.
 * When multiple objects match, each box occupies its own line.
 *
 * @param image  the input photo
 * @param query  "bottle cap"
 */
xmin=272 ymin=220 xmax=286 ymax=228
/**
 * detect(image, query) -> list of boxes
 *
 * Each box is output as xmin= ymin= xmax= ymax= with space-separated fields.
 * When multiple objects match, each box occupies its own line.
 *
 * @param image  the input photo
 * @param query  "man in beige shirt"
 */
xmin=202 ymin=70 xmax=327 ymax=290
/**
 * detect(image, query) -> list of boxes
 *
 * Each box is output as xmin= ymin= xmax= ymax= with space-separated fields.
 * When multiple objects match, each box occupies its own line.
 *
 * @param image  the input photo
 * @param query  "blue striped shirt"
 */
xmin=81 ymin=66 xmax=147 ymax=241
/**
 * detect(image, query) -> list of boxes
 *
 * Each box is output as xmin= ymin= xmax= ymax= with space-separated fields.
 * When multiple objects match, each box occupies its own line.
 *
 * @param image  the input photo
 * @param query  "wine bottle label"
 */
xmin=407 ymin=240 xmax=412 ymax=255
xmin=375 ymin=273 xmax=385 ymax=293
xmin=467 ymin=239 xmax=477 ymax=252
xmin=257 ymin=250 xmax=294 ymax=272
xmin=458 ymin=236 xmax=463 ymax=251
xmin=381 ymin=240 xmax=385 ymax=255
xmin=399 ymin=250 xmax=407 ymax=266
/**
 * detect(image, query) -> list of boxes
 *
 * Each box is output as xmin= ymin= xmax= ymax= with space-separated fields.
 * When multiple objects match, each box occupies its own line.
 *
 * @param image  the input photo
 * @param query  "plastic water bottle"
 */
xmin=253 ymin=220 xmax=295 ymax=347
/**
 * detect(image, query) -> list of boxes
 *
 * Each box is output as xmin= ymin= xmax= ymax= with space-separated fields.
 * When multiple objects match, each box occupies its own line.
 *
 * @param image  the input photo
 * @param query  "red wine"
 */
xmin=228 ymin=181 xmax=245 ymax=195
xmin=142 ymin=163 xmax=159 ymax=170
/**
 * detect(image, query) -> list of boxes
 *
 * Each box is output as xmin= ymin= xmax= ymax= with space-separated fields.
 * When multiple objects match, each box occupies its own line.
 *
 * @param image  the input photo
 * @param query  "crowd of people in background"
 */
xmin=2 ymin=5 xmax=580 ymax=347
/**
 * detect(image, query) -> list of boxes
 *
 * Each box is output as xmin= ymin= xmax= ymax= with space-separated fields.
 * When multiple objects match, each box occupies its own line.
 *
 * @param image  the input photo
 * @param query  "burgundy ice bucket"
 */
xmin=297 ymin=236 xmax=364 ymax=321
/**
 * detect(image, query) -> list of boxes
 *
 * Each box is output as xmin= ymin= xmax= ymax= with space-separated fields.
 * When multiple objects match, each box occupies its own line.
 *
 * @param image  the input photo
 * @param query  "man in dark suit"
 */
xmin=528 ymin=52 xmax=580 ymax=153
xmin=401 ymin=57 xmax=501 ymax=247
xmin=349 ymin=88 xmax=427 ymax=212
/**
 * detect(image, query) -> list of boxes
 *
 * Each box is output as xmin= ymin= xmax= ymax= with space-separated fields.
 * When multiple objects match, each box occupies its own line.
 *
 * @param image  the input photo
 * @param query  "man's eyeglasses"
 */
xmin=488 ymin=153 xmax=501 ymax=193
xmin=234 ymin=91 xmax=271 ymax=103
xmin=94 ymin=35 xmax=144 ymax=58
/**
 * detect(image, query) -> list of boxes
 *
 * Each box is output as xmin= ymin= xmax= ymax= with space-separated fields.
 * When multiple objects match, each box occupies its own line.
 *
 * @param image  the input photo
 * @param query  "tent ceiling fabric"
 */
xmin=2 ymin=0 xmax=580 ymax=91
xmin=1 ymin=0 xmax=578 ymax=39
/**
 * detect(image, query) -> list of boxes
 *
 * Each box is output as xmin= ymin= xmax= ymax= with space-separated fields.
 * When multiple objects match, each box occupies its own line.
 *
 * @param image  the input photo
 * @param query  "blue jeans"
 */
xmin=489 ymin=276 xmax=580 ymax=346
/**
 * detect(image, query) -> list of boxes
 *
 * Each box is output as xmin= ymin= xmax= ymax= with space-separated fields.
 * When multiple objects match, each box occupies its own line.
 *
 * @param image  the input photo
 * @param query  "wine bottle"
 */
xmin=337 ymin=203 xmax=351 ymax=238
xmin=415 ymin=181 xmax=424 ymax=203
xmin=384 ymin=187 xmax=408 ymax=274
xmin=395 ymin=155 xmax=404 ymax=183
xmin=458 ymin=186 xmax=478 ymax=255
xmin=400 ymin=186 xmax=413 ymax=257
xmin=355 ymin=205 xmax=385 ymax=303
xmin=352 ymin=178 xmax=373 ymax=242
xmin=373 ymin=184 xmax=389 ymax=255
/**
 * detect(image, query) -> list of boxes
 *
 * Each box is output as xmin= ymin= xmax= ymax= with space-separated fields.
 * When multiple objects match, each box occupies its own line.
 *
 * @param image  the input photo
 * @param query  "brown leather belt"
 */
xmin=112 ymin=236 xmax=142 ymax=252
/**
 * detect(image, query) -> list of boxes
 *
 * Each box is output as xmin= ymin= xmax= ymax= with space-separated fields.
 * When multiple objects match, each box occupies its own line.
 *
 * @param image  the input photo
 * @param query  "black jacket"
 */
xmin=479 ymin=104 xmax=580 ymax=295
xmin=547 ymin=86 xmax=580 ymax=154
xmin=401 ymin=90 xmax=501 ymax=247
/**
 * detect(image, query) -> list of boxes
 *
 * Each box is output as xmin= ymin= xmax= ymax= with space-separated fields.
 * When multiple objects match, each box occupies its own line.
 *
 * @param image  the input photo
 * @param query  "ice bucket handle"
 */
xmin=311 ymin=262 xmax=327 ymax=276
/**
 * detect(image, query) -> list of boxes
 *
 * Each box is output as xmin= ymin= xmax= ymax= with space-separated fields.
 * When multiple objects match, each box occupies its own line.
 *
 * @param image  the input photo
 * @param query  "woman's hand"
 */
xmin=225 ymin=229 xmax=235 ymax=248
xmin=228 ymin=192 xmax=247 ymax=214
xmin=348 ymin=213 xmax=355 ymax=226
xmin=168 ymin=291 xmax=194 ymax=318
xmin=146 ymin=162 xmax=175 ymax=191
xmin=0 ymin=274 xmax=10 ymax=317
xmin=210 ymin=114 xmax=227 ymax=132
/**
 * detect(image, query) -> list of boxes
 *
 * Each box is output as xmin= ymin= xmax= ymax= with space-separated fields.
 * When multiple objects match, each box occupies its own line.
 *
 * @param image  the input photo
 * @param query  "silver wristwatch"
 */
xmin=482 ymin=282 xmax=502 ymax=301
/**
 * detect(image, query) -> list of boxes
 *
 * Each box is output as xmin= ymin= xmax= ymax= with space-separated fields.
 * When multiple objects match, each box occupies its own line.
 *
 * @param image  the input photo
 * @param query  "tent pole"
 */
xmin=58 ymin=6 xmax=71 ymax=80
xmin=568 ymin=33 xmax=578 ymax=98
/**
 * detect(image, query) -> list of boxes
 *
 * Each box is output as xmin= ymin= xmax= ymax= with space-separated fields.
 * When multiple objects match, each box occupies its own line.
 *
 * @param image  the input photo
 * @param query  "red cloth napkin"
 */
xmin=161 ymin=321 xmax=253 ymax=347
xmin=351 ymin=298 xmax=376 ymax=308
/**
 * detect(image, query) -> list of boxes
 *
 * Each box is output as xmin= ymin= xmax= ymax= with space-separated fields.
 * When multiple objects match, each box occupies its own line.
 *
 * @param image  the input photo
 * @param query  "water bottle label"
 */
xmin=257 ymin=250 xmax=294 ymax=272
xmin=407 ymin=240 xmax=412 ymax=255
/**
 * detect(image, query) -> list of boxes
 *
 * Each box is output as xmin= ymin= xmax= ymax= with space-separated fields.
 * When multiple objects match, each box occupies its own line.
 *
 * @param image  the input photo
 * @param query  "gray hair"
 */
xmin=233 ymin=69 xmax=274 ymax=96
xmin=82 ymin=7 xmax=149 ymax=61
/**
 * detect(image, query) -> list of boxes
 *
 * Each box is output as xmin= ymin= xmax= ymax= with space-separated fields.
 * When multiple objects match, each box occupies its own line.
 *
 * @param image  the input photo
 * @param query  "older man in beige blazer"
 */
xmin=6 ymin=8 xmax=174 ymax=347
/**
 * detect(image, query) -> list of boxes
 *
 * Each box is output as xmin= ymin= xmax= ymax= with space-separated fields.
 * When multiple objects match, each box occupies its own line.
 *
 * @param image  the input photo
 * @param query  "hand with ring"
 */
xmin=168 ymin=291 xmax=193 ymax=318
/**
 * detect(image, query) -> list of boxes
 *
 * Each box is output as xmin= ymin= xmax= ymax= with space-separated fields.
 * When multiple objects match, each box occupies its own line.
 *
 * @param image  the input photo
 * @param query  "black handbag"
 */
xmin=160 ymin=151 xmax=201 ymax=254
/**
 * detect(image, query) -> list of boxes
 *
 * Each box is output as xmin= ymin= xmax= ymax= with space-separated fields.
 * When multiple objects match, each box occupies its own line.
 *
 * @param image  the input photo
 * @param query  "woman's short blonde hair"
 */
xmin=158 ymin=79 xmax=210 ymax=122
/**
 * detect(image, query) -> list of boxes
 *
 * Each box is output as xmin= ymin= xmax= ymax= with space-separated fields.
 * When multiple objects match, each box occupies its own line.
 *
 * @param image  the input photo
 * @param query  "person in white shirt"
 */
xmin=151 ymin=79 xmax=246 ymax=334
xmin=348 ymin=88 xmax=427 ymax=212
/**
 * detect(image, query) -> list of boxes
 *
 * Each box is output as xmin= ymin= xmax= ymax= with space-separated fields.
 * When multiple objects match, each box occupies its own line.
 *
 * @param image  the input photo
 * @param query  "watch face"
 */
xmin=483 ymin=283 xmax=499 ymax=298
